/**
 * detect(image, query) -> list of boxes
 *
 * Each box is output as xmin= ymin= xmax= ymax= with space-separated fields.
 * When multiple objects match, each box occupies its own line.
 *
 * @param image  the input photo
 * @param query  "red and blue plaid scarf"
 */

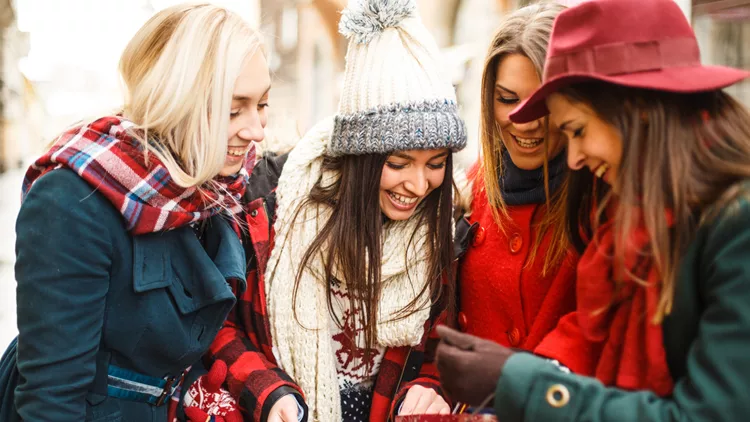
xmin=22 ymin=116 xmax=254 ymax=235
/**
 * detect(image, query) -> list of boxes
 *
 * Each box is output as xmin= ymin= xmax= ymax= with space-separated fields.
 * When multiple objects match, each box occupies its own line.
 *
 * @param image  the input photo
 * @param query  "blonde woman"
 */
xmin=0 ymin=4 xmax=270 ymax=421
xmin=457 ymin=2 xmax=579 ymax=363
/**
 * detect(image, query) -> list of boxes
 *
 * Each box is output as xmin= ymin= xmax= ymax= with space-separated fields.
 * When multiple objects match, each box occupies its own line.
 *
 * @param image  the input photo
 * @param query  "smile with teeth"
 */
xmin=594 ymin=163 xmax=610 ymax=178
xmin=226 ymin=145 xmax=250 ymax=157
xmin=511 ymin=134 xmax=543 ymax=149
xmin=388 ymin=191 xmax=419 ymax=206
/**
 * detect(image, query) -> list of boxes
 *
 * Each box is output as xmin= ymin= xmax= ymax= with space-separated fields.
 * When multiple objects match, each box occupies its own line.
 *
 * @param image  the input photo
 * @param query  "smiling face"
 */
xmin=220 ymin=50 xmax=271 ymax=176
xmin=547 ymin=93 xmax=623 ymax=188
xmin=379 ymin=148 xmax=449 ymax=220
xmin=494 ymin=53 xmax=565 ymax=170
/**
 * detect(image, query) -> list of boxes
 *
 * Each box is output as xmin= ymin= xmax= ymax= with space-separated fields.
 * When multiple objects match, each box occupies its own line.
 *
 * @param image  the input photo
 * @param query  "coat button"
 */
xmin=509 ymin=233 xmax=523 ymax=254
xmin=250 ymin=209 xmax=258 ymax=217
xmin=507 ymin=327 xmax=521 ymax=346
xmin=546 ymin=384 xmax=570 ymax=408
xmin=472 ymin=226 xmax=486 ymax=247
xmin=458 ymin=312 xmax=468 ymax=331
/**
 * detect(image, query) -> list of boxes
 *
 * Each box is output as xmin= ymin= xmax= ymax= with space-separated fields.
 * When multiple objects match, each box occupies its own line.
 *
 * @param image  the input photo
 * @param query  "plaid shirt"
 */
xmin=204 ymin=155 xmax=446 ymax=422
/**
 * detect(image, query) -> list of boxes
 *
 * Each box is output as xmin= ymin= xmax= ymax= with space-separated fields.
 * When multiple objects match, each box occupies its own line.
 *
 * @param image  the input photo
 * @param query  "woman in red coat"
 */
xmin=458 ymin=2 xmax=577 ymax=352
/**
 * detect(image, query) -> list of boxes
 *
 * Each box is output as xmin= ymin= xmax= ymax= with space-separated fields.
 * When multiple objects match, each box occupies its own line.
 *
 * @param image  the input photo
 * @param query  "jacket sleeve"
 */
xmin=205 ymin=275 xmax=305 ymax=422
xmin=533 ymin=311 xmax=603 ymax=376
xmin=494 ymin=202 xmax=750 ymax=422
xmin=14 ymin=170 xmax=113 ymax=421
xmin=390 ymin=311 xmax=448 ymax=416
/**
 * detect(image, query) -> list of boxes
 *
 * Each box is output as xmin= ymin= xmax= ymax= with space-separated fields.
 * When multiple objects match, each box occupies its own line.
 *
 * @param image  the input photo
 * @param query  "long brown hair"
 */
xmin=478 ymin=2 xmax=569 ymax=274
xmin=562 ymin=82 xmax=750 ymax=322
xmin=292 ymin=152 xmax=455 ymax=361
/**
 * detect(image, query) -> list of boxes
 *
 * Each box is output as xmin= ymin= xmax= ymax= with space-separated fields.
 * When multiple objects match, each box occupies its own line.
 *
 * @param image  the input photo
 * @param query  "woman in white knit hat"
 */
xmin=183 ymin=0 xmax=467 ymax=421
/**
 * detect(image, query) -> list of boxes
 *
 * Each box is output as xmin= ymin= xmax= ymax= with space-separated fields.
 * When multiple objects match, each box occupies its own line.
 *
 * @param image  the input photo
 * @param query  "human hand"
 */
xmin=435 ymin=325 xmax=515 ymax=406
xmin=183 ymin=360 xmax=242 ymax=422
xmin=398 ymin=384 xmax=450 ymax=415
xmin=267 ymin=394 xmax=299 ymax=422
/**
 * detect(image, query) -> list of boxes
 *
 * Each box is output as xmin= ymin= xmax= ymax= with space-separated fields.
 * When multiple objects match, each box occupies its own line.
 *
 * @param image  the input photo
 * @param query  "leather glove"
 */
xmin=435 ymin=325 xmax=515 ymax=407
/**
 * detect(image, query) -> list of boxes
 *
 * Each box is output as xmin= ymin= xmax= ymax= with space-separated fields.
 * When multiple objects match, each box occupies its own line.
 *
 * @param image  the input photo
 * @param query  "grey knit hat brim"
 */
xmin=329 ymin=99 xmax=467 ymax=156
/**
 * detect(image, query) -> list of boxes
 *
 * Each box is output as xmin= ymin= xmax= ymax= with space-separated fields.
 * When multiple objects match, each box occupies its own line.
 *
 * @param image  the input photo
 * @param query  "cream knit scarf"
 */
xmin=265 ymin=117 xmax=431 ymax=422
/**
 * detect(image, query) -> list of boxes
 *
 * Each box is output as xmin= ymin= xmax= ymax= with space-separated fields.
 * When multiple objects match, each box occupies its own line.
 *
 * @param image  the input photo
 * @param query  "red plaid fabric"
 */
xmin=23 ymin=116 xmax=253 ymax=234
xmin=205 ymin=192 xmax=447 ymax=421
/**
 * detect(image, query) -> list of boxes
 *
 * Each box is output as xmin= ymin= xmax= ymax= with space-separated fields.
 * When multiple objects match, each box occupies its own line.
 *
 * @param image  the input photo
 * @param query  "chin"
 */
xmin=219 ymin=165 xmax=242 ymax=177
xmin=382 ymin=207 xmax=416 ymax=221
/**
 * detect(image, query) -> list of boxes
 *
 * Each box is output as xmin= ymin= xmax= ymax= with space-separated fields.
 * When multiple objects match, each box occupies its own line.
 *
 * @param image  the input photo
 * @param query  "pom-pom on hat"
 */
xmin=329 ymin=0 xmax=467 ymax=156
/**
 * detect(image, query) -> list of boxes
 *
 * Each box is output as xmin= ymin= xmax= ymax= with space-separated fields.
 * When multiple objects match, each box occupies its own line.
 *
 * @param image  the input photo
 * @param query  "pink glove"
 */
xmin=183 ymin=361 xmax=242 ymax=422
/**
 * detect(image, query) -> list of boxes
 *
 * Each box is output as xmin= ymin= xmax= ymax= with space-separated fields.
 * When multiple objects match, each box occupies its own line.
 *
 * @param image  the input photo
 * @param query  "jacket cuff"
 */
xmin=261 ymin=386 xmax=308 ymax=422
xmin=495 ymin=353 xmax=581 ymax=422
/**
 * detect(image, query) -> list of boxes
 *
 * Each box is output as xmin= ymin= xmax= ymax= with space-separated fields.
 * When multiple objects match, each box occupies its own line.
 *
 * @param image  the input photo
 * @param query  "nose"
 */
xmin=567 ymin=139 xmax=586 ymax=170
xmin=512 ymin=117 xmax=542 ymax=133
xmin=237 ymin=112 xmax=265 ymax=143
xmin=403 ymin=169 xmax=430 ymax=197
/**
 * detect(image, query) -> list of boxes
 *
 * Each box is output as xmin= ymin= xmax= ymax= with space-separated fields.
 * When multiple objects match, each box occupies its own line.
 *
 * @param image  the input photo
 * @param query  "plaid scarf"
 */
xmin=22 ymin=116 xmax=254 ymax=234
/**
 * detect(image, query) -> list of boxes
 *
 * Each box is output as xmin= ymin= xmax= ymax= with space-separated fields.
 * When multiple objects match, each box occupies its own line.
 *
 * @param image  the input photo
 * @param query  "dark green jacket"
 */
xmin=3 ymin=169 xmax=244 ymax=421
xmin=495 ymin=196 xmax=750 ymax=421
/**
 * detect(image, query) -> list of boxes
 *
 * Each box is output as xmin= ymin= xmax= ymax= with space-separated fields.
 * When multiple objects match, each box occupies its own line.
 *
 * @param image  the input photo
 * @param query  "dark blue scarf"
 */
xmin=500 ymin=150 xmax=566 ymax=205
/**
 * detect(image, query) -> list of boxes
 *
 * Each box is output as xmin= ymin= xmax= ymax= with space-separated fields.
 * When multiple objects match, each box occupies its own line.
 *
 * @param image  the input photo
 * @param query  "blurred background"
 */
xmin=0 ymin=0 xmax=747 ymax=346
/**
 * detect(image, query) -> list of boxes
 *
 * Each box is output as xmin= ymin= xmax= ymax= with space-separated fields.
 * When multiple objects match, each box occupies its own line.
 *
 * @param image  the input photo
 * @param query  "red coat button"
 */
xmin=472 ymin=226 xmax=486 ymax=247
xmin=508 ymin=327 xmax=521 ymax=347
xmin=509 ymin=233 xmax=523 ymax=254
xmin=458 ymin=312 xmax=468 ymax=331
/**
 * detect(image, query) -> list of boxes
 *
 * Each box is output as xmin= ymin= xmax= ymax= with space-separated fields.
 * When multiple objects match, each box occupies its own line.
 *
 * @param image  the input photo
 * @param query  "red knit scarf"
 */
xmin=23 ymin=116 xmax=254 ymax=235
xmin=575 ymin=207 xmax=674 ymax=396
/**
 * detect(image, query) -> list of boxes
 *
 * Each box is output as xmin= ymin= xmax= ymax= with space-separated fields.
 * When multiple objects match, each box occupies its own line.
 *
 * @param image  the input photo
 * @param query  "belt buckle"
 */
xmin=155 ymin=370 xmax=186 ymax=406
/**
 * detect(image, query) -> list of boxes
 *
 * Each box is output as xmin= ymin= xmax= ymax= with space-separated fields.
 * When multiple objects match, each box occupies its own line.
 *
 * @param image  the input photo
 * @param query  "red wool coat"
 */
xmin=458 ymin=170 xmax=578 ymax=351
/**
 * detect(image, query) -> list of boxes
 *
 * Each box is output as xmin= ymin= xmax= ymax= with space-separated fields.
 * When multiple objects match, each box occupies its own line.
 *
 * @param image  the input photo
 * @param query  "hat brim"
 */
xmin=509 ymin=65 xmax=750 ymax=123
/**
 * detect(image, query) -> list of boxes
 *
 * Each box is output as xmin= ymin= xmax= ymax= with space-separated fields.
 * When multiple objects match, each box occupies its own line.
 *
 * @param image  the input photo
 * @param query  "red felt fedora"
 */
xmin=509 ymin=0 xmax=750 ymax=123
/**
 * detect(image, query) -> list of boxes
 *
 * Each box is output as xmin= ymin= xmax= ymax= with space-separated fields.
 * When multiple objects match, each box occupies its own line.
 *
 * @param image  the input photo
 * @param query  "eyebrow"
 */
xmin=390 ymin=151 xmax=450 ymax=161
xmin=495 ymin=84 xmax=518 ymax=96
xmin=558 ymin=120 xmax=574 ymax=131
xmin=232 ymin=84 xmax=271 ymax=102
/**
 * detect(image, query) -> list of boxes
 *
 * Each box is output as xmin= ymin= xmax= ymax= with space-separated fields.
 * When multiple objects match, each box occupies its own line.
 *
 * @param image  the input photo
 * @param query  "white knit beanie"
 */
xmin=330 ymin=0 xmax=467 ymax=155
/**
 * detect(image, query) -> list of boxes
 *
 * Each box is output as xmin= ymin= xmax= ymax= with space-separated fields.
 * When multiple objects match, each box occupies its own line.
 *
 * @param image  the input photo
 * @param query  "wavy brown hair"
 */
xmin=291 ymin=152 xmax=455 ymax=363
xmin=478 ymin=2 xmax=568 ymax=274
xmin=561 ymin=81 xmax=750 ymax=322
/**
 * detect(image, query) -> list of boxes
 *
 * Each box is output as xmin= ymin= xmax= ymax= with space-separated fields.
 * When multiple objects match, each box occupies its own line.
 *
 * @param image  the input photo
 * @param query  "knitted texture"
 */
xmin=331 ymin=0 xmax=466 ymax=156
xmin=331 ymin=100 xmax=466 ymax=156
xmin=264 ymin=117 xmax=431 ymax=421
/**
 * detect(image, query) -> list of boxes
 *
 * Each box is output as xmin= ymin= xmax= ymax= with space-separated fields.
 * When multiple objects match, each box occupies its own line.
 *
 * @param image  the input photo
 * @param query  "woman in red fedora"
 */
xmin=436 ymin=0 xmax=750 ymax=420
xmin=455 ymin=2 xmax=579 ymax=359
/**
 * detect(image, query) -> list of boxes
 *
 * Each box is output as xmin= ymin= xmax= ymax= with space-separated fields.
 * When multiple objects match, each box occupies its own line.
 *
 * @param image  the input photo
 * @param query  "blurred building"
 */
xmin=1 ymin=0 xmax=34 ymax=172
xmin=693 ymin=0 xmax=750 ymax=105
xmin=260 ymin=0 xmax=515 ymax=166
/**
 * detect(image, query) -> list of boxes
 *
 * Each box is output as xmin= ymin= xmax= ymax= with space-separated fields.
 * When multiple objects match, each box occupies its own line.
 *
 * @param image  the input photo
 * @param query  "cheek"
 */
xmin=379 ymin=167 xmax=400 ymax=191
xmin=427 ymin=169 xmax=446 ymax=192
xmin=493 ymin=102 xmax=512 ymax=130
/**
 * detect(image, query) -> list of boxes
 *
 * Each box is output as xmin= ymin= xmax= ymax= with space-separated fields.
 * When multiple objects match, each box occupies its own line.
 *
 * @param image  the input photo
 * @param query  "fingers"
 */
xmin=436 ymin=325 xmax=477 ymax=351
xmin=183 ymin=407 xmax=209 ymax=422
xmin=279 ymin=405 xmax=299 ymax=422
xmin=205 ymin=360 xmax=228 ymax=392
xmin=425 ymin=395 xmax=450 ymax=415
xmin=409 ymin=387 xmax=436 ymax=414
xmin=398 ymin=385 xmax=421 ymax=415
xmin=399 ymin=385 xmax=445 ymax=415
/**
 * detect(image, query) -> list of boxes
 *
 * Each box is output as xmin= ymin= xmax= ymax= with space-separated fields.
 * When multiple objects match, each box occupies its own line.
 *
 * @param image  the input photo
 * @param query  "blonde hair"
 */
xmin=478 ymin=2 xmax=568 ymax=273
xmin=119 ymin=3 xmax=264 ymax=189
